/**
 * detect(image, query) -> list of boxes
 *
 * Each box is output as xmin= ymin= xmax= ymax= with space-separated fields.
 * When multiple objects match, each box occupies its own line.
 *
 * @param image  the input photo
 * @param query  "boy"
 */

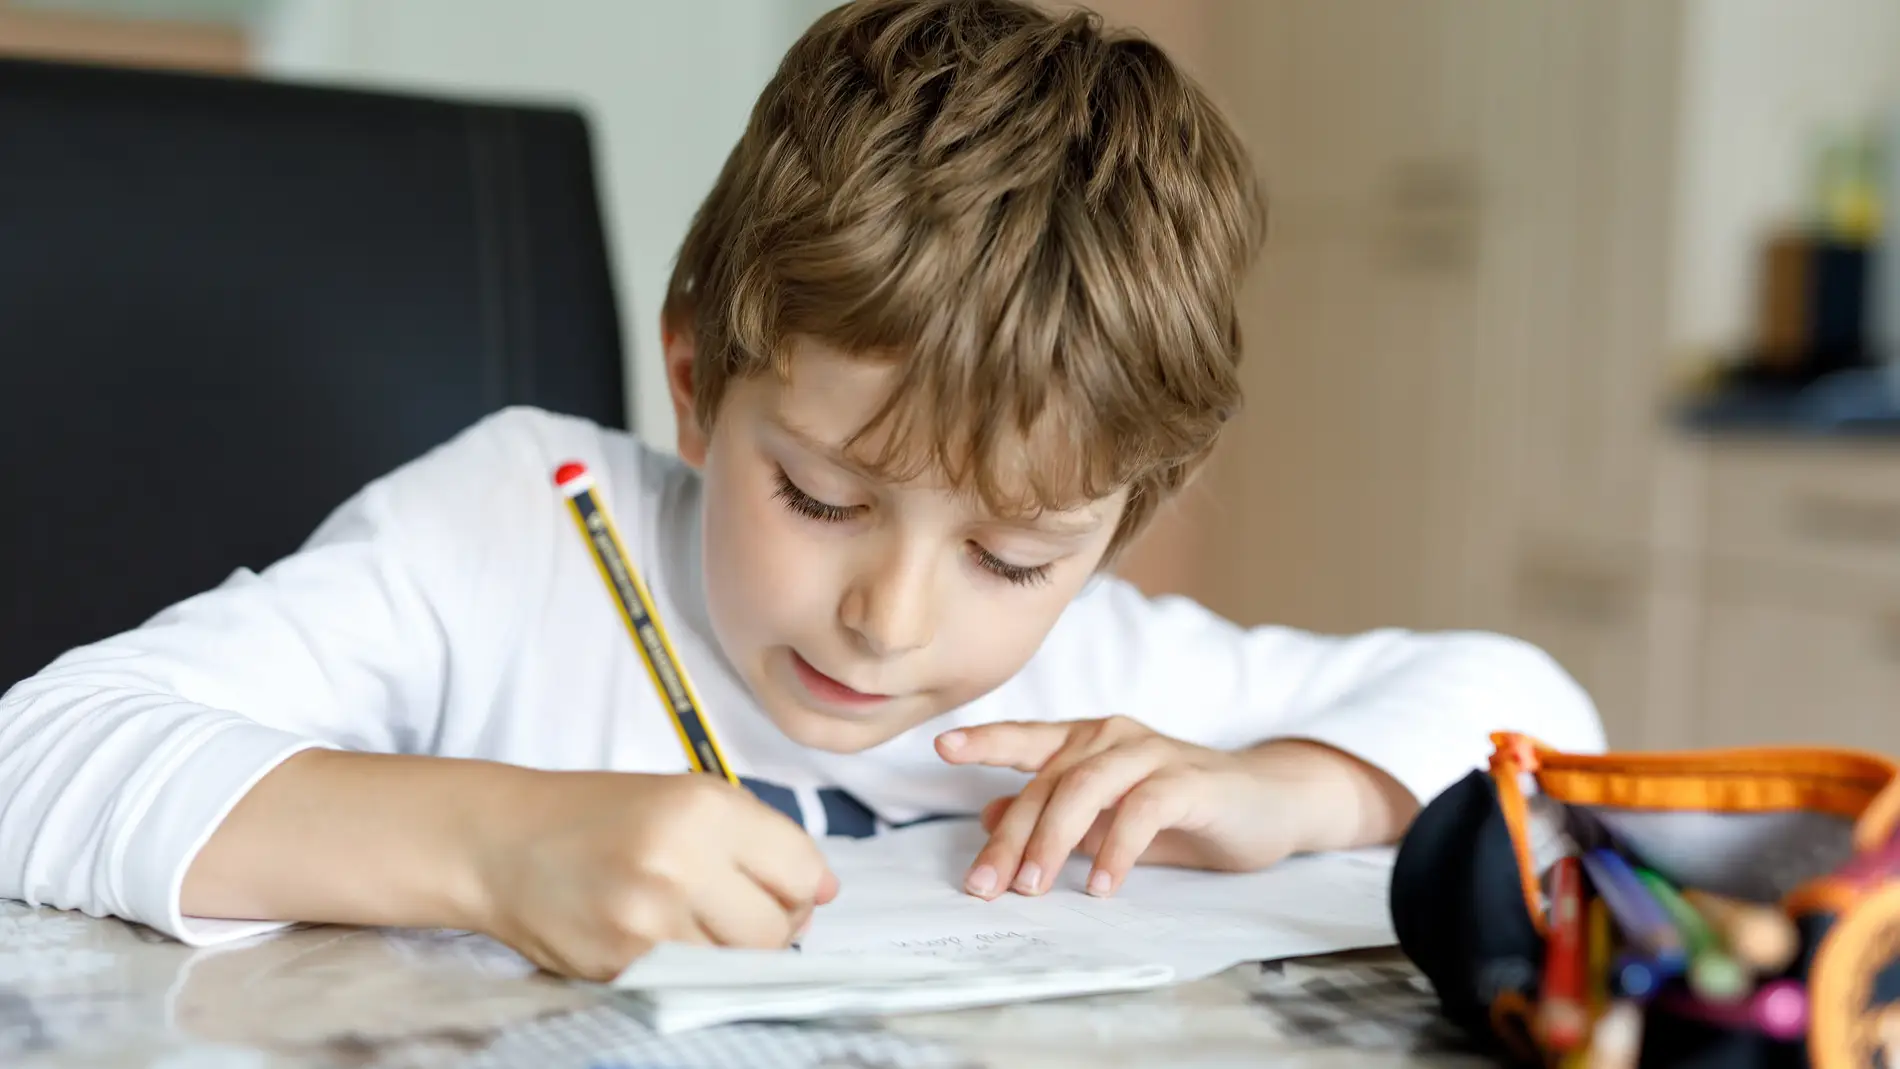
xmin=0 ymin=0 xmax=1602 ymax=982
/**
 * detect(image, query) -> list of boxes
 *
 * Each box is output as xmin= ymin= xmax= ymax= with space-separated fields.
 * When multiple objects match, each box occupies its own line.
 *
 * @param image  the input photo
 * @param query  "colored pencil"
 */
xmin=1586 ymin=897 xmax=1613 ymax=1010
xmin=1679 ymin=888 xmax=1798 ymax=975
xmin=1581 ymin=848 xmax=1687 ymax=971
xmin=1559 ymin=894 xmax=1617 ymax=1068
xmin=1633 ymin=868 xmax=1748 ymax=1002
xmin=1539 ymin=856 xmax=1590 ymax=1050
xmin=1612 ymin=949 xmax=1680 ymax=1000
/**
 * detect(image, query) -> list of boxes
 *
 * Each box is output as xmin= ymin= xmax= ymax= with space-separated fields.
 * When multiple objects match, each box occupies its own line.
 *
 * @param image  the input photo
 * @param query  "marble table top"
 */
xmin=0 ymin=899 xmax=1488 ymax=1068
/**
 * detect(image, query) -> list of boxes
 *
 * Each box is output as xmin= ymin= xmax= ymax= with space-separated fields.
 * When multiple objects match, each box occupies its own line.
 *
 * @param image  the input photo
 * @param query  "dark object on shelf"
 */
xmin=1750 ymin=230 xmax=1877 ymax=381
xmin=1809 ymin=241 xmax=1875 ymax=372
xmin=1675 ymin=367 xmax=1900 ymax=436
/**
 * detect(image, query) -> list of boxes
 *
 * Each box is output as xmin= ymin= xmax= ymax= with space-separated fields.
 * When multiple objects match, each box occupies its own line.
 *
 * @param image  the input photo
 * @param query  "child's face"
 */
xmin=670 ymin=334 xmax=1126 ymax=754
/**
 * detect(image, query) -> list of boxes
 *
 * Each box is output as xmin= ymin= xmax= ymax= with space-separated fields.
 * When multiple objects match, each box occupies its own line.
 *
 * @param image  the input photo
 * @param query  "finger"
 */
xmin=735 ymin=810 xmax=836 ymax=913
xmin=598 ymin=878 xmax=708 ymax=979
xmin=1087 ymin=778 xmax=1194 ymax=897
xmin=935 ymin=721 xmax=1079 ymax=771
xmin=980 ymin=796 xmax=1013 ymax=831
xmin=962 ymin=734 xmax=1105 ymax=899
xmin=697 ymin=868 xmax=800 ymax=948
xmin=1075 ymin=812 xmax=1198 ymax=869
xmin=1019 ymin=741 xmax=1173 ymax=894
xmin=781 ymin=872 xmax=840 ymax=939
xmin=963 ymin=778 xmax=1056 ymax=899
xmin=1074 ymin=809 xmax=1114 ymax=857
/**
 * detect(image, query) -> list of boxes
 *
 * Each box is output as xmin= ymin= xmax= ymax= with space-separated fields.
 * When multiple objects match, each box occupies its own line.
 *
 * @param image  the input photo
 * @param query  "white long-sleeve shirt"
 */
xmin=0 ymin=407 xmax=1604 ymax=947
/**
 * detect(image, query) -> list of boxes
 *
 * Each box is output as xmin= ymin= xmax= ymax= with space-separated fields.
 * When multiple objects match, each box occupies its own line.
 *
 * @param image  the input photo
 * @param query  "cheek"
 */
xmin=700 ymin=457 xmax=821 ymax=641
xmin=936 ymin=584 xmax=1077 ymax=695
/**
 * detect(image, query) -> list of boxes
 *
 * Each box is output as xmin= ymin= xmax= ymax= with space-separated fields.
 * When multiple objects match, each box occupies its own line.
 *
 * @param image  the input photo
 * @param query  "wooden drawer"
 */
xmin=1696 ymin=559 xmax=1900 ymax=756
xmin=1704 ymin=443 xmax=1900 ymax=581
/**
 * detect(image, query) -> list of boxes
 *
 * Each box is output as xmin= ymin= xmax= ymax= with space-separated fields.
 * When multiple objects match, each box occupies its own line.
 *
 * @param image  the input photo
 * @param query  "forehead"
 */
xmin=769 ymin=339 xmax=899 ymax=431
xmin=761 ymin=337 xmax=1127 ymax=521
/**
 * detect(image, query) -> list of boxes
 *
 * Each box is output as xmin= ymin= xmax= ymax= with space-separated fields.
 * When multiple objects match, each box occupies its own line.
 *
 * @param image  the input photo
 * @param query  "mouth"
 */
xmin=789 ymin=650 xmax=892 ymax=709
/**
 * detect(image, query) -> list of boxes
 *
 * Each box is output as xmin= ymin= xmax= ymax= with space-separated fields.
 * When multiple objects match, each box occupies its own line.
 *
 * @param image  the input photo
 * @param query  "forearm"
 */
xmin=180 ymin=748 xmax=530 ymax=932
xmin=1238 ymin=739 xmax=1420 ymax=854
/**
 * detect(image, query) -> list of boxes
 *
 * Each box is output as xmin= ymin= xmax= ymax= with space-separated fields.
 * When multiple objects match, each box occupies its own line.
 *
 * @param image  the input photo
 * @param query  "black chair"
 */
xmin=0 ymin=57 xmax=628 ymax=689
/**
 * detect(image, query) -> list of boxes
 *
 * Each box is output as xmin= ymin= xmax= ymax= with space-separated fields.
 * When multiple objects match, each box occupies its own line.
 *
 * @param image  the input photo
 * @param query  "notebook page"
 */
xmin=806 ymin=817 xmax=1396 ymax=980
xmin=628 ymin=962 xmax=1173 ymax=1034
xmin=612 ymin=818 xmax=1395 ymax=1030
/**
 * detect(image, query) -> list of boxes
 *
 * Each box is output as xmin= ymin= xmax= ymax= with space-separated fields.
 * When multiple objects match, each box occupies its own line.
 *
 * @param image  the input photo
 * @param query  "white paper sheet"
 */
xmin=612 ymin=818 xmax=1396 ymax=1032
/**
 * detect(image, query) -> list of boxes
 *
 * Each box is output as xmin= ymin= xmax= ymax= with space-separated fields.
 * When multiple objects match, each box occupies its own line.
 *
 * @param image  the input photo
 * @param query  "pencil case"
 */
xmin=1390 ymin=731 xmax=1900 ymax=1069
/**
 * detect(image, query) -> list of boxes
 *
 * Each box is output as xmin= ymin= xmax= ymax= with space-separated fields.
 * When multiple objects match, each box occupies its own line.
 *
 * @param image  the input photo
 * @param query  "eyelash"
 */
xmin=771 ymin=469 xmax=1053 ymax=588
xmin=773 ymin=468 xmax=857 ymax=523
xmin=970 ymin=546 xmax=1052 ymax=588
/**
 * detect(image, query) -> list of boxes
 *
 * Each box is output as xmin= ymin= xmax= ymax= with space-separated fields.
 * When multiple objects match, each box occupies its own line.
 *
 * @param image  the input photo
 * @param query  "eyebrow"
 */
xmin=768 ymin=414 xmax=1105 ymax=538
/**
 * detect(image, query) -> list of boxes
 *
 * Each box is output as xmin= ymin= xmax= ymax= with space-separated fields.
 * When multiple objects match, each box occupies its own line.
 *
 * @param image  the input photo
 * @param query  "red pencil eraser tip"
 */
xmin=554 ymin=462 xmax=589 ymax=487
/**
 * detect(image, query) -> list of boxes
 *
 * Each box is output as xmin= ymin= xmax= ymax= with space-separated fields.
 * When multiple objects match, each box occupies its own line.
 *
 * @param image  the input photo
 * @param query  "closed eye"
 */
xmin=773 ymin=468 xmax=858 ymax=523
xmin=776 ymin=467 xmax=1052 ymax=587
xmin=969 ymin=544 xmax=1052 ymax=587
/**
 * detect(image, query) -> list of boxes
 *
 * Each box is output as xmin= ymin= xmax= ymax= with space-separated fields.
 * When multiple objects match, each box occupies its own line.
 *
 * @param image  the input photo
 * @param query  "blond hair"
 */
xmin=664 ymin=0 xmax=1265 ymax=557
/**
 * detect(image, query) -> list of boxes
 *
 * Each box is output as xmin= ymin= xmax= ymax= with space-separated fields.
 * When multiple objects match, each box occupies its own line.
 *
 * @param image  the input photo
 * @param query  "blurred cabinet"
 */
xmin=1513 ymin=440 xmax=1900 ymax=756
xmin=1193 ymin=0 xmax=1498 ymax=635
xmin=1697 ymin=551 xmax=1900 ymax=751
xmin=1475 ymin=0 xmax=1690 ymax=750
xmin=1686 ymin=446 xmax=1900 ymax=754
xmin=1480 ymin=2 xmax=1681 ymax=549
xmin=1703 ymin=445 xmax=1900 ymax=581
xmin=1505 ymin=540 xmax=1658 ymax=747
xmin=1109 ymin=1 xmax=1900 ymax=756
xmin=1183 ymin=0 xmax=1693 ymax=734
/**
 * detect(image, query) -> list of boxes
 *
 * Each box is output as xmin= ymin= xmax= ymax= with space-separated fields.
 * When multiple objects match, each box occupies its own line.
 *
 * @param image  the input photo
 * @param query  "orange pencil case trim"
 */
xmin=1485 ymin=730 xmax=1900 ymax=935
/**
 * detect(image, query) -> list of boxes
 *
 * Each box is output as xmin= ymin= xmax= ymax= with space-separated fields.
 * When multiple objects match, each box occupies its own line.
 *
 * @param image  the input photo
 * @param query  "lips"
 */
xmin=790 ymin=650 xmax=890 ymax=707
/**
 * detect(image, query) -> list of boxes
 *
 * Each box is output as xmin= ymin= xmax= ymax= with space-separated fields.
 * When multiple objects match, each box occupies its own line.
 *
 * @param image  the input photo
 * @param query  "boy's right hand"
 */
xmin=469 ymin=771 xmax=837 ymax=981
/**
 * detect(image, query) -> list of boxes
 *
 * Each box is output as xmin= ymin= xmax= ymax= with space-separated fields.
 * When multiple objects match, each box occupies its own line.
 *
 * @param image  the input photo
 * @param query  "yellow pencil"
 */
xmin=555 ymin=460 xmax=738 ymax=785
xmin=1587 ymin=896 xmax=1613 ymax=1010
xmin=1561 ymin=896 xmax=1614 ymax=1068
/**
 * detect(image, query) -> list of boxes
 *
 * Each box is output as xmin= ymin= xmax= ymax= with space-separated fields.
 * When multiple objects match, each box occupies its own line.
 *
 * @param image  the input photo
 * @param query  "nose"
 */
xmin=838 ymin=538 xmax=936 ymax=659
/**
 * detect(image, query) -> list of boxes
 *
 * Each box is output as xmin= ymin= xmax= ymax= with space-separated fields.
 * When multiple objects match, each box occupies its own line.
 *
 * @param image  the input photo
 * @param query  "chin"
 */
xmin=765 ymin=701 xmax=915 ymax=754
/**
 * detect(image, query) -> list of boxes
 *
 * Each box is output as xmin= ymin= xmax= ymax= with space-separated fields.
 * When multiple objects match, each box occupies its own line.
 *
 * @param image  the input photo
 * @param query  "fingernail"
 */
xmin=939 ymin=731 xmax=966 ymax=752
xmin=964 ymin=864 xmax=997 ymax=896
xmin=1087 ymin=870 xmax=1111 ymax=897
xmin=1014 ymin=862 xmax=1042 ymax=894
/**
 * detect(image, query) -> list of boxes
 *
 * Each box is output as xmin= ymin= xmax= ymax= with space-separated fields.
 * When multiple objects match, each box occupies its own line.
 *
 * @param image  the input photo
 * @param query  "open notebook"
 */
xmin=611 ymin=818 xmax=1397 ymax=1032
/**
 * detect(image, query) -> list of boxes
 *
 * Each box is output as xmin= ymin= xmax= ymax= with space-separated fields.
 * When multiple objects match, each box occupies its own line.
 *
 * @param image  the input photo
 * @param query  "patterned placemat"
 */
xmin=450 ymin=953 xmax=1479 ymax=1069
xmin=0 ymin=900 xmax=1484 ymax=1069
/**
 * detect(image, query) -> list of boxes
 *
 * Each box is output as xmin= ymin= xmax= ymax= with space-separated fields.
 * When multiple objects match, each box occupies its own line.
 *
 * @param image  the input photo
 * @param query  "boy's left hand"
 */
xmin=934 ymin=717 xmax=1401 ymax=901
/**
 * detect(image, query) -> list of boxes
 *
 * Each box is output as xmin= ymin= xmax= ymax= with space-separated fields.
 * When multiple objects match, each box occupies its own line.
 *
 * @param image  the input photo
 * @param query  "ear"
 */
xmin=664 ymin=320 xmax=710 ymax=468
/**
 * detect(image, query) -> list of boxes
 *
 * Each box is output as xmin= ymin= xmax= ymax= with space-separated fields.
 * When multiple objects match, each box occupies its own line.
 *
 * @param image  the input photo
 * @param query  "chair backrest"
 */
xmin=0 ymin=57 xmax=628 ymax=688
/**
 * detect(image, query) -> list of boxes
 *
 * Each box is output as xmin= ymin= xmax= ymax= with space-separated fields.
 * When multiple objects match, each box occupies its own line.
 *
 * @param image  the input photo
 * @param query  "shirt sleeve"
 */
xmin=0 ymin=407 xmax=565 ymax=946
xmin=1020 ymin=575 xmax=1607 ymax=809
